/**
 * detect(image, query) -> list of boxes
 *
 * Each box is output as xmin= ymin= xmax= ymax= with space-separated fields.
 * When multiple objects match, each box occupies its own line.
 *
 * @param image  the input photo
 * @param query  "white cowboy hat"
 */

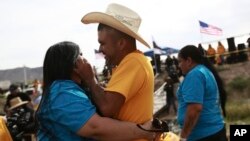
xmin=8 ymin=97 xmax=28 ymax=110
xmin=81 ymin=3 xmax=150 ymax=48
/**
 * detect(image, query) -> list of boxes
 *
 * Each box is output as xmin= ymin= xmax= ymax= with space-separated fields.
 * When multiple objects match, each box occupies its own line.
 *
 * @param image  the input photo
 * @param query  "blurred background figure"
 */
xmin=165 ymin=55 xmax=173 ymax=72
xmin=164 ymin=77 xmax=177 ymax=115
xmin=247 ymin=37 xmax=250 ymax=48
xmin=4 ymin=84 xmax=33 ymax=115
xmin=198 ymin=43 xmax=207 ymax=56
xmin=207 ymin=44 xmax=216 ymax=64
xmin=216 ymin=41 xmax=226 ymax=65
xmin=6 ymin=97 xmax=36 ymax=141
xmin=31 ymin=79 xmax=42 ymax=110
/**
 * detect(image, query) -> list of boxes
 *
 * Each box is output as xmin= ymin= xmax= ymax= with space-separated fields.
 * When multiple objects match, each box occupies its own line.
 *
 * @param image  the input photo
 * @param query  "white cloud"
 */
xmin=0 ymin=0 xmax=249 ymax=70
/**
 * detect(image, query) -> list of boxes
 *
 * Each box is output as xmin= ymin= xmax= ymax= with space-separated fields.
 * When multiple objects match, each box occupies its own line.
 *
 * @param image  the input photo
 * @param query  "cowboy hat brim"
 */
xmin=8 ymin=101 xmax=28 ymax=110
xmin=81 ymin=12 xmax=150 ymax=48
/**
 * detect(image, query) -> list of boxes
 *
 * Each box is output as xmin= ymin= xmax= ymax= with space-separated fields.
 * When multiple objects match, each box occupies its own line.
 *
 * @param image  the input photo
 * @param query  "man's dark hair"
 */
xmin=97 ymin=23 xmax=135 ymax=42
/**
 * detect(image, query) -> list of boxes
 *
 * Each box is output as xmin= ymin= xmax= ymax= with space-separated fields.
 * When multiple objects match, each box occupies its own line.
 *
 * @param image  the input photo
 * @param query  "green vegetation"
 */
xmin=228 ymin=76 xmax=250 ymax=92
xmin=226 ymin=99 xmax=250 ymax=122
xmin=222 ymin=73 xmax=250 ymax=135
xmin=224 ymin=99 xmax=250 ymax=136
xmin=226 ymin=76 xmax=250 ymax=123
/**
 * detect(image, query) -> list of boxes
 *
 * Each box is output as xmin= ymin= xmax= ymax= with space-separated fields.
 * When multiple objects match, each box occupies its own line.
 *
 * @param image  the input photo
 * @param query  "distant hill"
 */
xmin=0 ymin=67 xmax=43 ymax=84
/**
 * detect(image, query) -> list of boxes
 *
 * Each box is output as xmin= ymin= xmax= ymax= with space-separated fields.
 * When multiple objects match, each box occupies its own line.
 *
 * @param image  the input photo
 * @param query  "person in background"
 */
xmin=165 ymin=55 xmax=173 ymax=72
xmin=177 ymin=45 xmax=227 ymax=141
xmin=172 ymin=56 xmax=179 ymax=69
xmin=216 ymin=41 xmax=226 ymax=65
xmin=30 ymin=79 xmax=42 ymax=110
xmin=207 ymin=44 xmax=216 ymax=64
xmin=36 ymin=41 xmax=156 ymax=141
xmin=81 ymin=4 xmax=154 ymax=141
xmin=164 ymin=77 xmax=177 ymax=115
xmin=247 ymin=37 xmax=250 ymax=48
xmin=6 ymin=97 xmax=36 ymax=141
xmin=198 ymin=44 xmax=207 ymax=56
xmin=4 ymin=84 xmax=33 ymax=115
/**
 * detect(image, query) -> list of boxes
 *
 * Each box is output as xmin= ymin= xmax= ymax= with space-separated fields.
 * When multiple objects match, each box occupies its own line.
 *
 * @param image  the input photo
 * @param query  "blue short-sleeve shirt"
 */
xmin=177 ymin=65 xmax=224 ymax=141
xmin=37 ymin=80 xmax=96 ymax=141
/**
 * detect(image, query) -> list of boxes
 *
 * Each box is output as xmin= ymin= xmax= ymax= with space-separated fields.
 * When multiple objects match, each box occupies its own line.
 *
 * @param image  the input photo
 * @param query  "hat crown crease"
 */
xmin=106 ymin=5 xmax=141 ymax=33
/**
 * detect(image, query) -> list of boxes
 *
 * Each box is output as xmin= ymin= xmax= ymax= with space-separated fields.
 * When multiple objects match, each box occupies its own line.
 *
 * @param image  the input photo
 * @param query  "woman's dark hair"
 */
xmin=179 ymin=45 xmax=227 ymax=117
xmin=42 ymin=41 xmax=80 ymax=92
xmin=35 ymin=41 xmax=80 ymax=135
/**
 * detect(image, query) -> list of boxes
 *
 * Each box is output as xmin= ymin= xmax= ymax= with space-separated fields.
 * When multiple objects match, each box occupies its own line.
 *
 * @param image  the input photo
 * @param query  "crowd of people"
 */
xmin=3 ymin=2 xmax=250 ymax=141
xmin=198 ymin=39 xmax=249 ymax=65
xmin=0 ymin=81 xmax=42 ymax=141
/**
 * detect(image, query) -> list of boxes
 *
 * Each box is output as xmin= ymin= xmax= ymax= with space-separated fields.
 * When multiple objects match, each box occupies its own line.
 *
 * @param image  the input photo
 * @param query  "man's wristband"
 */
xmin=180 ymin=137 xmax=187 ymax=141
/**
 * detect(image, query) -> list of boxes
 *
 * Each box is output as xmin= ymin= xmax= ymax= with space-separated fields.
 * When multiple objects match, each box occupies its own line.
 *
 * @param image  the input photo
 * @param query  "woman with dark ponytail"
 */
xmin=176 ymin=45 xmax=227 ymax=141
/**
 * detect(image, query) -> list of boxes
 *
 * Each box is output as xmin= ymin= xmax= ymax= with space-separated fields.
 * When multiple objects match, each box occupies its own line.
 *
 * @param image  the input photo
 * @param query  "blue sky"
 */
xmin=0 ymin=0 xmax=249 ymax=71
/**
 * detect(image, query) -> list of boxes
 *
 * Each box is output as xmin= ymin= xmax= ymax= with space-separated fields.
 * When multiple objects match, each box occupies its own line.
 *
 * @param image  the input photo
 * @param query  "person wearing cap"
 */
xmin=4 ymin=84 xmax=33 ymax=115
xmin=80 ymin=4 xmax=154 ymax=140
xmin=36 ymin=41 xmax=157 ymax=141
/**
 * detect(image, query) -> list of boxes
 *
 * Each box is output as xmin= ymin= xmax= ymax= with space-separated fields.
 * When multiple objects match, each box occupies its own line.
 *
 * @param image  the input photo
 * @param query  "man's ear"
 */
xmin=118 ymin=38 xmax=126 ymax=50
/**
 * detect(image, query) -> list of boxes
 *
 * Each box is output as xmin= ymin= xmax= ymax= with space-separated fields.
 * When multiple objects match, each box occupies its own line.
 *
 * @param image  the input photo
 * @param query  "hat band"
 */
xmin=106 ymin=11 xmax=140 ymax=32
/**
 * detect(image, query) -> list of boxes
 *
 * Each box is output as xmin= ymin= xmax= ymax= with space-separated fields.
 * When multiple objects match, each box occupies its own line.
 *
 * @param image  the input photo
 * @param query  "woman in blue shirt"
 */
xmin=177 ymin=45 xmax=227 ymax=141
xmin=36 ymin=41 xmax=156 ymax=141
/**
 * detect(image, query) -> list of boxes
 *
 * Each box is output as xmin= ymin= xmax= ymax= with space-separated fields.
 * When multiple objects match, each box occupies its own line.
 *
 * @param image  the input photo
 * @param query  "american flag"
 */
xmin=199 ymin=21 xmax=222 ymax=36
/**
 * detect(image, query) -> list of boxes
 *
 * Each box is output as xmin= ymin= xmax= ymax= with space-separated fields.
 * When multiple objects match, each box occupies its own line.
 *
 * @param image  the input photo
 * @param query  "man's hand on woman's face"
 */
xmin=74 ymin=56 xmax=95 ymax=85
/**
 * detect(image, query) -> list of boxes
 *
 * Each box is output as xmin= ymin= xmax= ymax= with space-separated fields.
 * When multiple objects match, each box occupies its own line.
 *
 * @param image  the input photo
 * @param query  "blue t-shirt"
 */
xmin=177 ymin=65 xmax=224 ymax=141
xmin=37 ymin=80 xmax=96 ymax=141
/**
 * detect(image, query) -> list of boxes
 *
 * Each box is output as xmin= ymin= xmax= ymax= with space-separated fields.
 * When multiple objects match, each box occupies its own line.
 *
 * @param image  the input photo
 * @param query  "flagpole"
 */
xmin=199 ymin=33 xmax=204 ymax=45
xmin=23 ymin=65 xmax=27 ymax=85
xmin=151 ymin=36 xmax=159 ymax=75
xmin=152 ymin=46 xmax=158 ymax=75
xmin=198 ymin=20 xmax=204 ymax=45
xmin=153 ymin=52 xmax=159 ymax=75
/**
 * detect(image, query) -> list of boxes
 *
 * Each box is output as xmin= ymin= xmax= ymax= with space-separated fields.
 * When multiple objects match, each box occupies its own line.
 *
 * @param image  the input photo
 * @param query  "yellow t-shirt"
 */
xmin=105 ymin=50 xmax=154 ymax=125
xmin=217 ymin=45 xmax=226 ymax=55
xmin=0 ymin=116 xmax=13 ymax=141
xmin=207 ymin=47 xmax=216 ymax=55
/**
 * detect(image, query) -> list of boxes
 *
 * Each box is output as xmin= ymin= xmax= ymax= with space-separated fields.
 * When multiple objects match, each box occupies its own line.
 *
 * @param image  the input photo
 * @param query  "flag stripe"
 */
xmin=199 ymin=21 xmax=222 ymax=36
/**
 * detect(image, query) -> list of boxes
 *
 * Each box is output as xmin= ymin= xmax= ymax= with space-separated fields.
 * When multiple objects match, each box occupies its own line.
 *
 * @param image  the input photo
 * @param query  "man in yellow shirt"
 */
xmin=77 ymin=3 xmax=154 ymax=140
